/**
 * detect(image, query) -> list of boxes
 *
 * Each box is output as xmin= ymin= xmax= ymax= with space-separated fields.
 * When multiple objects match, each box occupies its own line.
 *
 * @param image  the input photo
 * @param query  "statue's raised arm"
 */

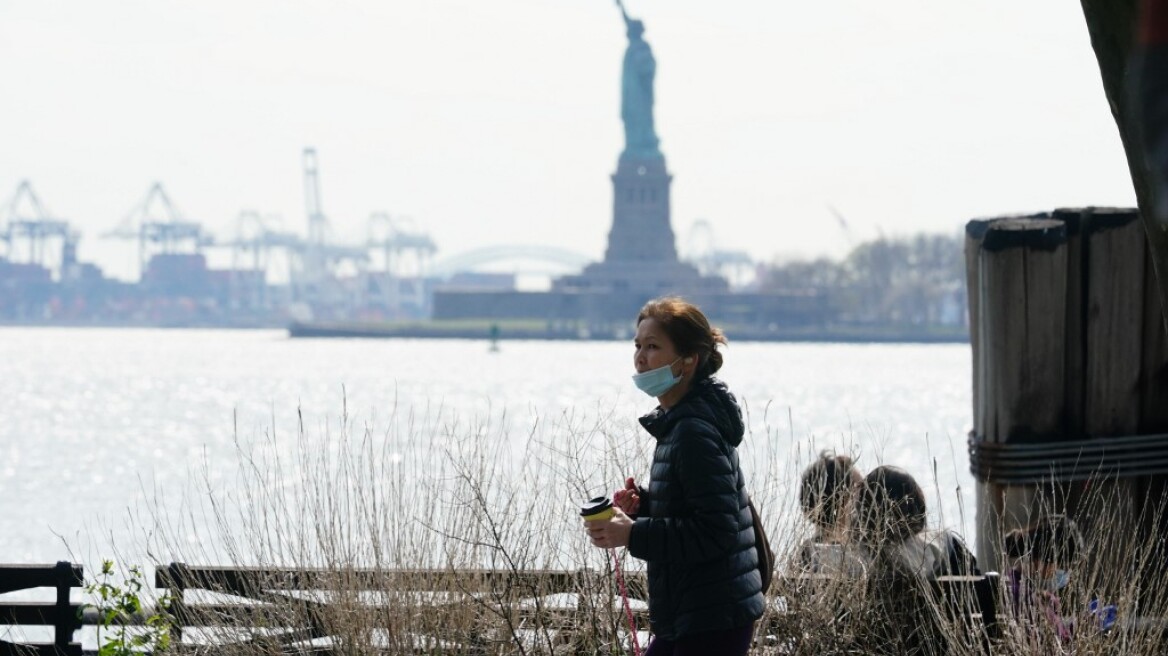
xmin=615 ymin=0 xmax=632 ymax=27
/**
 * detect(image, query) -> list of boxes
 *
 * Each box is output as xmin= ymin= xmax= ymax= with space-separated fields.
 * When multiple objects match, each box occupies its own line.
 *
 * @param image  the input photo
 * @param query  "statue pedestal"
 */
xmin=605 ymin=155 xmax=675 ymax=263
xmin=553 ymin=155 xmax=727 ymax=297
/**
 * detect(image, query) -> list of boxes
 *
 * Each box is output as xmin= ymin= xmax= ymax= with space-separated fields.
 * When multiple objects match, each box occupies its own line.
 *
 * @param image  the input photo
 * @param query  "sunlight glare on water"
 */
xmin=0 ymin=328 xmax=973 ymax=561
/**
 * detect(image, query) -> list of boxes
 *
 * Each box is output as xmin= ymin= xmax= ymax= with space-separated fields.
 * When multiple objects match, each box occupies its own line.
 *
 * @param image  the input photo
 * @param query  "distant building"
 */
xmin=436 ymin=272 xmax=517 ymax=292
xmin=0 ymin=259 xmax=53 ymax=320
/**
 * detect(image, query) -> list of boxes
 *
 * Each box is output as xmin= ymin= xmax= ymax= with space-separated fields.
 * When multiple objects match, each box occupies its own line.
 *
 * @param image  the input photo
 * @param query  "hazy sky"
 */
xmin=1 ymin=1 xmax=1138 ymax=280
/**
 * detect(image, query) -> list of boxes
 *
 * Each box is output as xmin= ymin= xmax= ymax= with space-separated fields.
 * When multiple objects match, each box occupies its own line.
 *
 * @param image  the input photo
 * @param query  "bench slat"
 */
xmin=157 ymin=565 xmax=598 ymax=594
xmin=0 ymin=564 xmax=83 ymax=595
xmin=0 ymin=639 xmax=82 ymax=656
xmin=0 ymin=602 xmax=83 ymax=629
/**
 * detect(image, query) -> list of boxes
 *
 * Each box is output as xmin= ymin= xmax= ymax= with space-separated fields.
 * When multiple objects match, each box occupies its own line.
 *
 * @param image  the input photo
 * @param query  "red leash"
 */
xmin=610 ymin=548 xmax=643 ymax=656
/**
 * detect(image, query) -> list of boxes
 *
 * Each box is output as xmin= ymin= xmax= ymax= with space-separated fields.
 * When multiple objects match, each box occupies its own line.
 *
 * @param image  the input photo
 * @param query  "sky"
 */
xmin=0 ymin=0 xmax=1139 ymax=281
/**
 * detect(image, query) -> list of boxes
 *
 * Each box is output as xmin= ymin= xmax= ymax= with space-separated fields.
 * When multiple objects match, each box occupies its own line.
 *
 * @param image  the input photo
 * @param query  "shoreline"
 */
xmin=287 ymin=321 xmax=970 ymax=344
xmin=0 ymin=320 xmax=971 ymax=344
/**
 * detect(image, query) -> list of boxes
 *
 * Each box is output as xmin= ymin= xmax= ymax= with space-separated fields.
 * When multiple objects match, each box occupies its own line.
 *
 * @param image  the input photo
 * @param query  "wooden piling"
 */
xmin=967 ymin=207 xmax=1168 ymax=571
xmin=1076 ymin=210 xmax=1145 ymax=554
xmin=1139 ymin=213 xmax=1168 ymax=577
xmin=964 ymin=219 xmax=993 ymax=441
xmin=1053 ymin=208 xmax=1086 ymax=438
xmin=1140 ymin=225 xmax=1168 ymax=433
xmin=1083 ymin=209 xmax=1145 ymax=438
xmin=964 ymin=219 xmax=997 ymax=565
xmin=968 ymin=216 xmax=1067 ymax=569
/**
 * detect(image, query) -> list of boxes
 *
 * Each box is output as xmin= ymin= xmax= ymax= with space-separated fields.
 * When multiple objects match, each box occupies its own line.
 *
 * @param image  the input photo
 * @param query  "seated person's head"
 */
xmin=854 ymin=465 xmax=928 ymax=544
xmin=1004 ymin=514 xmax=1083 ymax=589
xmin=799 ymin=450 xmax=861 ymax=538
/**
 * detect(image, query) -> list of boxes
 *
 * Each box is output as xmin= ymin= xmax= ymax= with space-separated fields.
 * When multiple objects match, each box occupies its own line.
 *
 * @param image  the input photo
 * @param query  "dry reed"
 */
xmin=114 ymin=399 xmax=1168 ymax=656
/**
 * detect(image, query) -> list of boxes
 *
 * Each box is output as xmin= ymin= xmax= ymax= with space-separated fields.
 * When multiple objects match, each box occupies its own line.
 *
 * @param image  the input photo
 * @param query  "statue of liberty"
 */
xmin=616 ymin=0 xmax=662 ymax=160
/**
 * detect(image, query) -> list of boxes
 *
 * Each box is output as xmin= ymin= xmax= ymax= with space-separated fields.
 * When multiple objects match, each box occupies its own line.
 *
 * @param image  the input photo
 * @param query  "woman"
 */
xmin=851 ymin=465 xmax=952 ymax=656
xmin=797 ymin=451 xmax=865 ymax=573
xmin=585 ymin=297 xmax=765 ymax=656
xmin=854 ymin=466 xmax=935 ymax=576
xmin=800 ymin=450 xmax=862 ymax=543
xmin=1004 ymin=514 xmax=1095 ymax=641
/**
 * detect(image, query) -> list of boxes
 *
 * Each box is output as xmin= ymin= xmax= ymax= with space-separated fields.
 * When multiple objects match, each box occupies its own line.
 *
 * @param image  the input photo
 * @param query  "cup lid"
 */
xmin=579 ymin=496 xmax=613 ymax=516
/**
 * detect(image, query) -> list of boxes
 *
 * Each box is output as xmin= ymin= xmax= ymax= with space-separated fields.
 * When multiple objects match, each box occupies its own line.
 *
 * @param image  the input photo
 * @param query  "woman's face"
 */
xmin=633 ymin=318 xmax=681 ymax=374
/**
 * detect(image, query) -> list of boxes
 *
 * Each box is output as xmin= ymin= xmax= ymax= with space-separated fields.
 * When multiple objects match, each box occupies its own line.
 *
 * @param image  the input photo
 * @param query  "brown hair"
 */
xmin=799 ymin=450 xmax=862 ymax=530
xmin=636 ymin=297 xmax=727 ymax=379
xmin=854 ymin=465 xmax=928 ymax=543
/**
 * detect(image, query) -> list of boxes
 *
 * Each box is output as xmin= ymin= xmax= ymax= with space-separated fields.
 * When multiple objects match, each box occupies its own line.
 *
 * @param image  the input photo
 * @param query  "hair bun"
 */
xmin=710 ymin=326 xmax=728 ymax=346
xmin=707 ymin=349 xmax=724 ymax=374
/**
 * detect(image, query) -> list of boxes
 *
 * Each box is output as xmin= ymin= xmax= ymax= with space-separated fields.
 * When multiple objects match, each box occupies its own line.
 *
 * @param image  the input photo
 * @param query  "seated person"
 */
xmin=797 ymin=450 xmax=865 ymax=574
xmin=845 ymin=462 xmax=981 ymax=574
xmin=851 ymin=465 xmax=981 ymax=655
xmin=854 ymin=465 xmax=932 ymax=574
xmin=1004 ymin=513 xmax=1110 ymax=640
xmin=853 ymin=465 xmax=979 ymax=579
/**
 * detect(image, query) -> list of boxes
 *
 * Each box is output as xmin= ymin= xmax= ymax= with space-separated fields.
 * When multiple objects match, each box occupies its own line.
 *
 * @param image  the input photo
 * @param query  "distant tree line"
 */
xmin=757 ymin=232 xmax=966 ymax=329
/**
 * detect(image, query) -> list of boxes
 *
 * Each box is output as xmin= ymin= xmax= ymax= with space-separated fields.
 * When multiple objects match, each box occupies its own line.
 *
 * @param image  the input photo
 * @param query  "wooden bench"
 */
xmin=766 ymin=571 xmax=1000 ymax=652
xmin=0 ymin=562 xmax=84 ymax=656
xmin=933 ymin=573 xmax=1001 ymax=642
xmin=156 ymin=563 xmax=648 ymax=654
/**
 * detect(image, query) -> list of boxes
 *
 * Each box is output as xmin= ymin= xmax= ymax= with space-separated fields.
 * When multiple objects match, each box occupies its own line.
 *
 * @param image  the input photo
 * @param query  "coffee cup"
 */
xmin=580 ymin=496 xmax=615 ymax=522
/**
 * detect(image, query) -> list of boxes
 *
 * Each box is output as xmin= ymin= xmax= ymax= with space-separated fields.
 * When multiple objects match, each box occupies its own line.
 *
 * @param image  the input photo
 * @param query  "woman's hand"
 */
xmin=613 ymin=477 xmax=641 ymax=514
xmin=585 ymin=507 xmax=634 ymax=549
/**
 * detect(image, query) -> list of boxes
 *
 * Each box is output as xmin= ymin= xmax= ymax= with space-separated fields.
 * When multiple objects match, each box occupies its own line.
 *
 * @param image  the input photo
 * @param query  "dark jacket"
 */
xmin=627 ymin=376 xmax=766 ymax=639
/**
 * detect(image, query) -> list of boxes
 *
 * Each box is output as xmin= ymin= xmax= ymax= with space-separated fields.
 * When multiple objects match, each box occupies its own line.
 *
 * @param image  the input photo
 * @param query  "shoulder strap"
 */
xmin=749 ymin=498 xmax=776 ymax=594
xmin=944 ymin=530 xmax=980 ymax=576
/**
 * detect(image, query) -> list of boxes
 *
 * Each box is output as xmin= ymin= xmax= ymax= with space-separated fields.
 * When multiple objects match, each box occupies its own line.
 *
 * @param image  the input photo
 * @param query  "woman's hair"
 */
xmin=854 ymin=465 xmax=928 ymax=543
xmin=1004 ymin=514 xmax=1083 ymax=565
xmin=799 ymin=450 xmax=862 ymax=531
xmin=637 ymin=296 xmax=727 ymax=379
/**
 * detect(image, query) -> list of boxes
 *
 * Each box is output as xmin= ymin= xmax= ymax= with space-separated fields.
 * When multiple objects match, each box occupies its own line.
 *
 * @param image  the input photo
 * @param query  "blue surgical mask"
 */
xmin=632 ymin=358 xmax=683 ymax=397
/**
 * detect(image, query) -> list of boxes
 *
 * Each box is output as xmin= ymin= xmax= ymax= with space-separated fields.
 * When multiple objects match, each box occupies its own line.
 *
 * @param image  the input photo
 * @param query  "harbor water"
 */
xmin=0 ymin=327 xmax=975 ymax=563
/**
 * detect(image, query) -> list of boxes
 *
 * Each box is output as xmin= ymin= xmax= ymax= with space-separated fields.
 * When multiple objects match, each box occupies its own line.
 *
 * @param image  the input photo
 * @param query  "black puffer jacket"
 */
xmin=627 ymin=376 xmax=766 ymax=640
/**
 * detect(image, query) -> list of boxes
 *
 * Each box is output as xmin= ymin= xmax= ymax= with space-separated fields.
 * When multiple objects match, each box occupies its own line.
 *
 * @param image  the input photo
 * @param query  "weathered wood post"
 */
xmin=1140 ymin=218 xmax=1168 ymax=549
xmin=1076 ymin=210 xmax=1146 ymax=535
xmin=967 ymin=208 xmax=1168 ymax=575
xmin=966 ymin=216 xmax=1068 ymax=569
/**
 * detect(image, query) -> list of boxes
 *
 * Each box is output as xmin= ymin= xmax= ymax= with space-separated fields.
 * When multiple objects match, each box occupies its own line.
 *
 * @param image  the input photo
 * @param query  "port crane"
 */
xmin=684 ymin=219 xmax=754 ymax=287
xmin=225 ymin=210 xmax=302 ymax=273
xmin=302 ymin=147 xmax=329 ymax=281
xmin=362 ymin=212 xmax=437 ymax=315
xmin=215 ymin=210 xmax=304 ymax=309
xmin=366 ymin=212 xmax=436 ymax=277
xmin=287 ymin=148 xmax=368 ymax=316
xmin=299 ymin=149 xmax=366 ymax=265
xmin=1 ymin=181 xmax=77 ymax=279
xmin=103 ymin=182 xmax=212 ymax=277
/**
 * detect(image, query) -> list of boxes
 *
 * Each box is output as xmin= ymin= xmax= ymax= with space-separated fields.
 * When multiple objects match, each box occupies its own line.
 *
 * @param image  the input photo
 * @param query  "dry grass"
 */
xmin=759 ymin=477 xmax=1168 ymax=656
xmin=112 ymin=401 xmax=1168 ymax=655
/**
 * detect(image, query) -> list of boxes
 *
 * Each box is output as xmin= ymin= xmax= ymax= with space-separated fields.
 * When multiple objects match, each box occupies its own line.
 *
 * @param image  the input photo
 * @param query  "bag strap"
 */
xmin=749 ymin=497 xmax=776 ymax=594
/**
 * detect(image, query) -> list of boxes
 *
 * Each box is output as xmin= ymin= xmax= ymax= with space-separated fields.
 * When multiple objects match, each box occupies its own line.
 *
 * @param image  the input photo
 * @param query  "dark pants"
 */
xmin=643 ymin=624 xmax=755 ymax=656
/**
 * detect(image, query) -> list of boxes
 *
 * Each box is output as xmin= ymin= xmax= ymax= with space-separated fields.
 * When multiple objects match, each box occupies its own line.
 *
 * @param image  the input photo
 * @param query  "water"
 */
xmin=0 ymin=327 xmax=975 ymax=563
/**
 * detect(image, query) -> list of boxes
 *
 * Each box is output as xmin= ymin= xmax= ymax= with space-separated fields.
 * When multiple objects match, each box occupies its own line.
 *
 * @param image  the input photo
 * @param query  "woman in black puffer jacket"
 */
xmin=585 ymin=297 xmax=766 ymax=656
